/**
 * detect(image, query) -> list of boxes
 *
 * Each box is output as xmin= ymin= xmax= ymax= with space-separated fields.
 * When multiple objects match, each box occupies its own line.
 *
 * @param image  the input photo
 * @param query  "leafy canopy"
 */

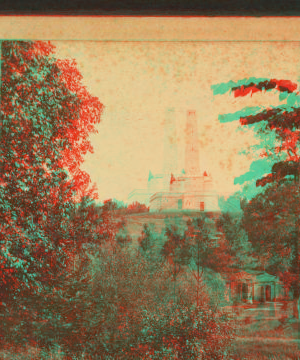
xmin=0 ymin=41 xmax=103 ymax=299
xmin=212 ymin=77 xmax=300 ymax=189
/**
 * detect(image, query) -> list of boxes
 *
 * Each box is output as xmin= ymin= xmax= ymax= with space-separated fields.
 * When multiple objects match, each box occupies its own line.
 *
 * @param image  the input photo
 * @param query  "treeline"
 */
xmin=2 ymin=198 xmax=242 ymax=359
xmin=100 ymin=199 xmax=149 ymax=215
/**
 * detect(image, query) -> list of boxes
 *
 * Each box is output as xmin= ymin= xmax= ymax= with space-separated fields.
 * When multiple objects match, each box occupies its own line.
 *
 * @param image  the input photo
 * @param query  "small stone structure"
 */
xmin=225 ymin=270 xmax=286 ymax=303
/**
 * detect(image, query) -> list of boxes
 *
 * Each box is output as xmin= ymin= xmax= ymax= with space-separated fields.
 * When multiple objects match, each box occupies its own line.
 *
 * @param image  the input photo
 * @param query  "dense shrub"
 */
xmin=53 ymin=244 xmax=235 ymax=359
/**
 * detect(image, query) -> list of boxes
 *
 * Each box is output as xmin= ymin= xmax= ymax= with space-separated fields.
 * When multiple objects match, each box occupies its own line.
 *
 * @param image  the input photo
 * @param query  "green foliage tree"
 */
xmin=115 ymin=225 xmax=132 ymax=250
xmin=212 ymin=77 xmax=300 ymax=318
xmin=243 ymin=182 xmax=300 ymax=316
xmin=70 ymin=195 xmax=119 ymax=253
xmin=138 ymin=223 xmax=164 ymax=262
xmin=161 ymin=224 xmax=191 ymax=302
xmin=0 ymin=40 xmax=103 ymax=344
xmin=184 ymin=215 xmax=230 ymax=308
xmin=216 ymin=212 xmax=257 ymax=270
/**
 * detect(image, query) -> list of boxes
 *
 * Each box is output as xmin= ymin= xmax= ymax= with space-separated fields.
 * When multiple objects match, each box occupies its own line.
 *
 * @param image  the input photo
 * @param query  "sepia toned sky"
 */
xmin=53 ymin=40 xmax=300 ymax=203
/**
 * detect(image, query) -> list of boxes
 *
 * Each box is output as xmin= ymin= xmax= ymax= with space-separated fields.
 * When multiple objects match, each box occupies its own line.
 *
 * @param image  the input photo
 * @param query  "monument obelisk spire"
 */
xmin=185 ymin=110 xmax=200 ymax=176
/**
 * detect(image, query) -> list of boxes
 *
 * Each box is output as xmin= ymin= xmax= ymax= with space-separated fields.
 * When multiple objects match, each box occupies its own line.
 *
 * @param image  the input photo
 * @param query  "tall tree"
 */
xmin=185 ymin=215 xmax=230 ymax=307
xmin=243 ymin=182 xmax=300 ymax=315
xmin=0 ymin=41 xmax=103 ymax=304
xmin=161 ymin=224 xmax=191 ymax=302
xmin=212 ymin=77 xmax=300 ymax=318
xmin=138 ymin=223 xmax=163 ymax=262
xmin=216 ymin=212 xmax=257 ymax=270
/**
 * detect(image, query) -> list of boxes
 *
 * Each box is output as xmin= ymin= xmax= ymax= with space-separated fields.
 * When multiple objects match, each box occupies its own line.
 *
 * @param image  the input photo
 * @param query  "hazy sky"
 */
xmin=53 ymin=41 xmax=300 ymax=203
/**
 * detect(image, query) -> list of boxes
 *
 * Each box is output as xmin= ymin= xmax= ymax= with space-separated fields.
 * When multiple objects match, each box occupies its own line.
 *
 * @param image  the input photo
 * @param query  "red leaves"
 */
xmin=276 ymin=79 xmax=298 ymax=93
xmin=0 ymin=41 xmax=106 ymax=297
xmin=233 ymin=79 xmax=298 ymax=98
xmin=2 ymin=41 xmax=103 ymax=202
xmin=234 ymin=85 xmax=260 ymax=98
xmin=56 ymin=59 xmax=103 ymax=193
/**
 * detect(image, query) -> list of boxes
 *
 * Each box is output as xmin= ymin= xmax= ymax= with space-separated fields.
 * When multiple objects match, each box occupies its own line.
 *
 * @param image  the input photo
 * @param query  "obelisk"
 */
xmin=184 ymin=110 xmax=200 ymax=176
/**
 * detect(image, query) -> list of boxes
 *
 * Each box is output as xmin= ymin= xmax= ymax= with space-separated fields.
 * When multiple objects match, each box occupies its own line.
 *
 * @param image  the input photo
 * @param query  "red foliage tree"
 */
xmin=0 ymin=41 xmax=103 ymax=305
xmin=212 ymin=77 xmax=300 ymax=318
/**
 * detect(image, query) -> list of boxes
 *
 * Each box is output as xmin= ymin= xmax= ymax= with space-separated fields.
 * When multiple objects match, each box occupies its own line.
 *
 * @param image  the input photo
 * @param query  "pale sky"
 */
xmin=53 ymin=41 xmax=300 ymax=203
